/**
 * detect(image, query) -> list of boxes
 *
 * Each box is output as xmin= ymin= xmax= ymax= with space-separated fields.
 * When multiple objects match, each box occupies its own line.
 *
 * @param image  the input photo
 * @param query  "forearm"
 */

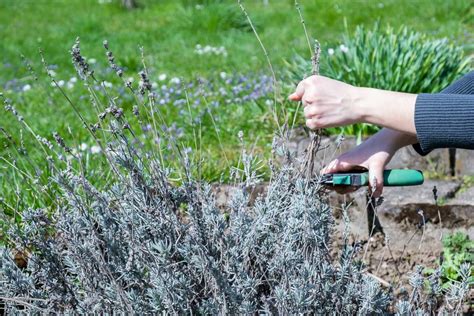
xmin=367 ymin=128 xmax=418 ymax=153
xmin=353 ymin=87 xmax=418 ymax=135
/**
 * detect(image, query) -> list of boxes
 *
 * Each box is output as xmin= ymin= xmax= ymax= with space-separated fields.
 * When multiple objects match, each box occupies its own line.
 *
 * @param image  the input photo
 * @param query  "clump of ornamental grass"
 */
xmin=289 ymin=22 xmax=471 ymax=93
xmin=0 ymin=30 xmax=472 ymax=316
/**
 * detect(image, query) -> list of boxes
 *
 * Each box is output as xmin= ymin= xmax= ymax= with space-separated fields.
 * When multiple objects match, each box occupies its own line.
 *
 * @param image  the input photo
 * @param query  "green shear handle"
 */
xmin=322 ymin=169 xmax=424 ymax=187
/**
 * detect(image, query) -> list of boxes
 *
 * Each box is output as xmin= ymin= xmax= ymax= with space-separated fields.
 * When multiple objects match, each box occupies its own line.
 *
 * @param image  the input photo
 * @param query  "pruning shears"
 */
xmin=320 ymin=169 xmax=424 ymax=187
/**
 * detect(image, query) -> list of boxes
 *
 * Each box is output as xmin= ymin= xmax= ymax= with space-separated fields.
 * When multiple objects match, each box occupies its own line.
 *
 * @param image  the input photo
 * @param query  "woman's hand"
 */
xmin=289 ymin=75 xmax=418 ymax=135
xmin=288 ymin=75 xmax=362 ymax=129
xmin=321 ymin=128 xmax=418 ymax=197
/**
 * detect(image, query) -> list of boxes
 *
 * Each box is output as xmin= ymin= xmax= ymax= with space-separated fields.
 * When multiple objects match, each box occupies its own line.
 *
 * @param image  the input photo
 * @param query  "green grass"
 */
xmin=1 ymin=0 xmax=471 ymax=80
xmin=0 ymin=0 xmax=472 ymax=207
xmin=1 ymin=0 xmax=470 ymax=127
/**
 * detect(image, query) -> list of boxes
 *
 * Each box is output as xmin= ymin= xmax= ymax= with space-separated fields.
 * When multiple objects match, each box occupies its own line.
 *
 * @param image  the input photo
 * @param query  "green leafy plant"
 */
xmin=286 ymin=23 xmax=471 ymax=140
xmin=440 ymin=232 xmax=474 ymax=283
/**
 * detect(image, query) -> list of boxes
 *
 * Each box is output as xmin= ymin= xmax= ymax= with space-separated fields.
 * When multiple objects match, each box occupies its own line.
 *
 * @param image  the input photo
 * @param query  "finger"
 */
xmin=306 ymin=117 xmax=321 ymax=130
xmin=321 ymin=160 xmax=336 ymax=174
xmin=303 ymin=104 xmax=319 ymax=119
xmin=321 ymin=159 xmax=338 ymax=174
xmin=288 ymin=80 xmax=306 ymax=101
xmin=321 ymin=158 xmax=357 ymax=174
xmin=368 ymin=163 xmax=384 ymax=197
xmin=301 ymin=85 xmax=318 ymax=105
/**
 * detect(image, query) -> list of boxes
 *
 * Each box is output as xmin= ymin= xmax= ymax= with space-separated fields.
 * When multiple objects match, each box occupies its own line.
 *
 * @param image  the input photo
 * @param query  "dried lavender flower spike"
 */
xmin=311 ymin=39 xmax=321 ymax=76
xmin=103 ymin=40 xmax=123 ymax=77
xmin=138 ymin=70 xmax=152 ymax=95
xmin=71 ymin=37 xmax=93 ymax=80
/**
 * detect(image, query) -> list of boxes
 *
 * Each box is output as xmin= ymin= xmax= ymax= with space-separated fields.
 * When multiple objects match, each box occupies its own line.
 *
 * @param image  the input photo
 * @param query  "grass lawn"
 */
xmin=1 ymin=0 xmax=471 ymax=78
xmin=0 ymin=0 xmax=472 ymax=206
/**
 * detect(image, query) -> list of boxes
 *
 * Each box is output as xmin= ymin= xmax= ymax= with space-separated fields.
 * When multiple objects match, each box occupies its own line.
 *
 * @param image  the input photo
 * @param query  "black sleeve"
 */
xmin=413 ymin=71 xmax=474 ymax=155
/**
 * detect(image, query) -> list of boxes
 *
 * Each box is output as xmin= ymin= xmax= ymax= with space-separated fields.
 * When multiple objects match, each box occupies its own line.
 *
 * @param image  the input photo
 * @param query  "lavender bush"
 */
xmin=0 ymin=38 xmax=472 ymax=314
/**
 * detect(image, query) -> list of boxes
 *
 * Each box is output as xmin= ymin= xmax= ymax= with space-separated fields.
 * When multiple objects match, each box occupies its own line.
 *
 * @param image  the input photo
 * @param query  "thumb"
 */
xmin=288 ymin=80 xmax=306 ymax=101
xmin=288 ymin=92 xmax=301 ymax=101
xmin=321 ymin=158 xmax=355 ymax=174
xmin=368 ymin=163 xmax=384 ymax=197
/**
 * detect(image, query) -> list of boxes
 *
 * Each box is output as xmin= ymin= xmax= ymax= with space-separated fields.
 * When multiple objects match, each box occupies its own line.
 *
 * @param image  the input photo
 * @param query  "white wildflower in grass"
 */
xmin=237 ymin=130 xmax=244 ymax=141
xmin=339 ymin=44 xmax=349 ymax=53
xmin=328 ymin=48 xmax=335 ymax=55
xmin=217 ymin=46 xmax=228 ymax=57
xmin=158 ymin=73 xmax=167 ymax=81
xmin=127 ymin=76 xmax=134 ymax=83
xmin=47 ymin=69 xmax=56 ymax=77
xmin=170 ymin=77 xmax=181 ymax=85
xmin=67 ymin=77 xmax=77 ymax=89
xmin=195 ymin=44 xmax=228 ymax=57
xmin=90 ymin=145 xmax=101 ymax=154
xmin=265 ymin=99 xmax=273 ymax=106
xmin=195 ymin=4 xmax=204 ymax=10
xmin=219 ymin=72 xmax=227 ymax=79
xmin=102 ymin=81 xmax=113 ymax=88
xmin=79 ymin=143 xmax=88 ymax=151
xmin=203 ymin=45 xmax=212 ymax=53
xmin=151 ymin=81 xmax=158 ymax=89
xmin=57 ymin=80 xmax=65 ymax=87
xmin=195 ymin=44 xmax=203 ymax=55
xmin=88 ymin=58 xmax=97 ymax=64
xmin=22 ymin=84 xmax=31 ymax=92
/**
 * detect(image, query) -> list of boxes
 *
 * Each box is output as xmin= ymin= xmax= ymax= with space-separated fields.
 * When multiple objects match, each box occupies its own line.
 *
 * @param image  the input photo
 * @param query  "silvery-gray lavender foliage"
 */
xmin=0 ymin=143 xmax=389 ymax=314
xmin=1 ymin=40 xmax=472 ymax=315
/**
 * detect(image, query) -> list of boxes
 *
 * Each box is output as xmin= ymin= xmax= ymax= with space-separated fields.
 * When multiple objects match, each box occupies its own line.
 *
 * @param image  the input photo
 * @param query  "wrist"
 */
xmin=351 ymin=87 xmax=417 ymax=135
xmin=350 ymin=86 xmax=374 ymax=123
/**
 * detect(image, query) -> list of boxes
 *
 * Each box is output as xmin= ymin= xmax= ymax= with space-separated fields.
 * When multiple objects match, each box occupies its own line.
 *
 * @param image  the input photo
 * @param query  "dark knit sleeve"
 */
xmin=413 ymin=71 xmax=474 ymax=155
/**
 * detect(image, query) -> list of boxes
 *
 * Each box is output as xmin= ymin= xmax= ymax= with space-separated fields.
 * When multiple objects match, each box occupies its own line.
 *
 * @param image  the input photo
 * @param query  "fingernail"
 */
xmin=370 ymin=176 xmax=377 ymax=194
